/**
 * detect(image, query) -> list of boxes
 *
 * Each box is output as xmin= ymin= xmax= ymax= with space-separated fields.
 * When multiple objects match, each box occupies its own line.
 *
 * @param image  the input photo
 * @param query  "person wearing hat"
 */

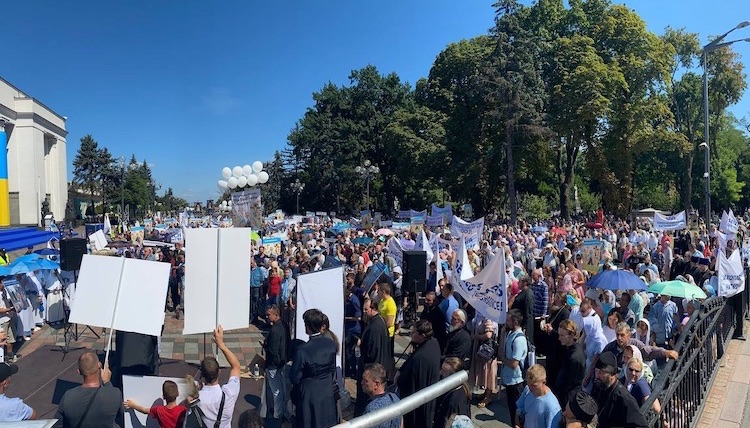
xmin=591 ymin=351 xmax=648 ymax=427
xmin=563 ymin=389 xmax=598 ymax=428
xmin=0 ymin=361 xmax=37 ymax=421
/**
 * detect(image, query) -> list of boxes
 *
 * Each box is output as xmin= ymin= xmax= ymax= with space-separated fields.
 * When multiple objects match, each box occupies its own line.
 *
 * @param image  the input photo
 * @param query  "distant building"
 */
xmin=0 ymin=77 xmax=68 ymax=226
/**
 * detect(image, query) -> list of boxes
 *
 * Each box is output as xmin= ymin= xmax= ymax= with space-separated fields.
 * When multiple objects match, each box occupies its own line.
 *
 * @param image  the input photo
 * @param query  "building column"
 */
xmin=0 ymin=120 xmax=9 ymax=226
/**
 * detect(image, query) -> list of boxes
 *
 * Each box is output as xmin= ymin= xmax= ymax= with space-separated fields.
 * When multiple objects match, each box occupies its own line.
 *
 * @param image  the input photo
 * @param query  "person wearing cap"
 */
xmin=0 ymin=361 xmax=37 ymax=421
xmin=563 ymin=389 xmax=598 ymax=428
xmin=591 ymin=351 xmax=648 ymax=427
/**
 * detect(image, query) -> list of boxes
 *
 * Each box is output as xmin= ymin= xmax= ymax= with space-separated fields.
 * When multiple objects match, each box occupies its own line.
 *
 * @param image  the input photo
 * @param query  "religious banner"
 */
xmin=426 ymin=215 xmax=445 ymax=227
xmin=581 ymin=239 xmax=604 ymax=274
xmin=717 ymin=249 xmax=745 ymax=298
xmin=653 ymin=211 xmax=687 ymax=231
xmin=360 ymin=210 xmax=373 ymax=230
xmin=453 ymin=237 xmax=508 ymax=323
xmin=262 ymin=236 xmax=282 ymax=257
xmin=450 ymin=215 xmax=484 ymax=249
xmin=231 ymin=188 xmax=263 ymax=229
xmin=431 ymin=203 xmax=453 ymax=224
xmin=129 ymin=226 xmax=145 ymax=244
xmin=392 ymin=221 xmax=410 ymax=231
xmin=410 ymin=215 xmax=425 ymax=234
xmin=374 ymin=212 xmax=382 ymax=228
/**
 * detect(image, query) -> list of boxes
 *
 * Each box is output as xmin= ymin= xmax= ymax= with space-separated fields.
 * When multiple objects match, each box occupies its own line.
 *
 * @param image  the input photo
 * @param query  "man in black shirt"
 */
xmin=420 ymin=291 xmax=447 ymax=350
xmin=263 ymin=305 xmax=291 ymax=421
xmin=54 ymin=351 xmax=123 ymax=428
xmin=591 ymin=351 xmax=647 ymax=428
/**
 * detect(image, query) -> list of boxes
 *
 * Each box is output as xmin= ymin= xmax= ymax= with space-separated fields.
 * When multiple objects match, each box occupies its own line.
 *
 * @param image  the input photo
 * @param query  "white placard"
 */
xmin=718 ymin=249 xmax=746 ymax=298
xmin=89 ymin=229 xmax=108 ymax=251
xmin=122 ymin=375 xmax=190 ymax=428
xmin=295 ymin=267 xmax=345 ymax=371
xmin=183 ymin=228 xmax=251 ymax=335
xmin=653 ymin=211 xmax=686 ymax=231
xmin=69 ymin=255 xmax=170 ymax=337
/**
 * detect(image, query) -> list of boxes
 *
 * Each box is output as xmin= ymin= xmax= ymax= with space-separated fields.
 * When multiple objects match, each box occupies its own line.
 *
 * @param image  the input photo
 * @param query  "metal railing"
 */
xmin=641 ymin=288 xmax=742 ymax=428
xmin=331 ymin=370 xmax=469 ymax=428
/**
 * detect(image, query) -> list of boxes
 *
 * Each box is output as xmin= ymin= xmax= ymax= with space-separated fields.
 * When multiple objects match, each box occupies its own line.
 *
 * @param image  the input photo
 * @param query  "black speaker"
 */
xmin=403 ymin=250 xmax=427 ymax=293
xmin=60 ymin=238 xmax=87 ymax=271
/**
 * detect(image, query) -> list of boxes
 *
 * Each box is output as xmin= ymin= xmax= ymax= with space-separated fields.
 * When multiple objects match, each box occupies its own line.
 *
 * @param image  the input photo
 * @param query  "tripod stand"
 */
xmin=52 ymin=271 xmax=100 ymax=360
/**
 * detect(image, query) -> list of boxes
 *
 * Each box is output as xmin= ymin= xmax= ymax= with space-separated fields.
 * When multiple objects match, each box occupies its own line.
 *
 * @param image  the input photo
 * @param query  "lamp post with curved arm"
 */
xmin=702 ymin=21 xmax=750 ymax=223
xmin=355 ymin=160 xmax=379 ymax=213
xmin=291 ymin=179 xmax=305 ymax=215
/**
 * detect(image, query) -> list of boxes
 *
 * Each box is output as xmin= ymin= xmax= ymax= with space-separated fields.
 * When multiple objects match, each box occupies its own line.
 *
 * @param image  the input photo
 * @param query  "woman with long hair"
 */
xmin=602 ymin=308 xmax=623 ymax=344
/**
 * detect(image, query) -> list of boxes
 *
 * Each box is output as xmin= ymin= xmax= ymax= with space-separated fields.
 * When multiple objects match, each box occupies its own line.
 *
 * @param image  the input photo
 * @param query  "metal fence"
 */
xmin=641 ymin=283 xmax=745 ymax=428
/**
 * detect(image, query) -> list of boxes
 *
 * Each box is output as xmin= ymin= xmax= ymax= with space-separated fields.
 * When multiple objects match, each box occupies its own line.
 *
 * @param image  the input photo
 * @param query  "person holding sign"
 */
xmin=124 ymin=380 xmax=187 ymax=428
xmin=198 ymin=325 xmax=241 ymax=428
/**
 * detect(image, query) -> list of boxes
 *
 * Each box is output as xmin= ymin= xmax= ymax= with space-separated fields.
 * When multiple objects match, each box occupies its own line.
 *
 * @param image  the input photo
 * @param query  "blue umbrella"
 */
xmin=586 ymin=269 xmax=646 ymax=291
xmin=352 ymin=236 xmax=375 ymax=245
xmin=35 ymin=258 xmax=60 ymax=270
xmin=34 ymin=248 xmax=60 ymax=256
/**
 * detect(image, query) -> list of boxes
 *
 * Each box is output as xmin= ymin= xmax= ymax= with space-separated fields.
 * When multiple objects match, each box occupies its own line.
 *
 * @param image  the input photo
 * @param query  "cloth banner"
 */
xmin=415 ymin=230 xmax=434 ymax=277
xmin=720 ymin=210 xmax=739 ymax=235
xmin=397 ymin=210 xmax=412 ymax=219
xmin=717 ymin=249 xmax=745 ymax=298
xmin=410 ymin=209 xmax=427 ymax=218
xmin=581 ymin=240 xmax=605 ymax=274
xmin=450 ymin=216 xmax=484 ymax=250
xmin=452 ymin=237 xmax=474 ymax=286
xmin=410 ymin=216 xmax=425 ymax=234
xmin=231 ymin=188 xmax=263 ymax=229
xmin=387 ymin=236 xmax=404 ymax=268
xmin=426 ymin=215 xmax=445 ymax=227
xmin=653 ymin=211 xmax=687 ymax=231
xmin=431 ymin=203 xmax=453 ymax=224
xmin=392 ymin=222 xmax=410 ymax=231
xmin=454 ymin=240 xmax=507 ymax=324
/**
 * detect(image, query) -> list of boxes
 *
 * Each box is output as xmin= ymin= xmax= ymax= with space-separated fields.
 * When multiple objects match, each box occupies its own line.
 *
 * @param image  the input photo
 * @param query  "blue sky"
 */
xmin=2 ymin=1 xmax=748 ymax=203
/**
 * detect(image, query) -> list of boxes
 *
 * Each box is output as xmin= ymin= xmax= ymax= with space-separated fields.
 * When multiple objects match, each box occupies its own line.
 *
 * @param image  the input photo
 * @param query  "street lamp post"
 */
xmin=355 ymin=160 xmax=380 ymax=213
xmin=119 ymin=157 xmax=125 ymax=223
xmin=701 ymin=21 xmax=750 ymax=224
xmin=291 ymin=179 xmax=305 ymax=215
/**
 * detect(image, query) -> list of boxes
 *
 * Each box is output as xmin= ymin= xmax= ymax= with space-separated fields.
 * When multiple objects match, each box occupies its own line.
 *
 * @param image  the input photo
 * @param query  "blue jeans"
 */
xmin=250 ymin=287 xmax=261 ymax=322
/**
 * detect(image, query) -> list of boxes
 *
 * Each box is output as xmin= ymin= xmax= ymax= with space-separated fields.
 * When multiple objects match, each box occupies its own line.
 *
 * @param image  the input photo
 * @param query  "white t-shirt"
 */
xmin=199 ymin=376 xmax=240 ymax=428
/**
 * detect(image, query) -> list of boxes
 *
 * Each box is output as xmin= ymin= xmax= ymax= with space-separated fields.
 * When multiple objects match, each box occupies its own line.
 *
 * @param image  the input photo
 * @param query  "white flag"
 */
xmin=416 ymin=230 xmax=434 ymax=278
xmin=453 ymin=236 xmax=474 ymax=284
xmin=453 ymin=247 xmax=508 ymax=324
xmin=718 ymin=249 xmax=745 ymax=297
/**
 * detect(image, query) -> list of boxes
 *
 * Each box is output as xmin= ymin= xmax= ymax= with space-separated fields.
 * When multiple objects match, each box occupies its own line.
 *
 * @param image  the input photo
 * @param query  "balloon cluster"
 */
xmin=217 ymin=161 xmax=269 ymax=190
xmin=219 ymin=200 xmax=233 ymax=211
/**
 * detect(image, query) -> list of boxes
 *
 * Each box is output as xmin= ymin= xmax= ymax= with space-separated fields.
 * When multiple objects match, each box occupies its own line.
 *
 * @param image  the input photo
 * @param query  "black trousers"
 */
xmin=505 ymin=381 xmax=525 ymax=425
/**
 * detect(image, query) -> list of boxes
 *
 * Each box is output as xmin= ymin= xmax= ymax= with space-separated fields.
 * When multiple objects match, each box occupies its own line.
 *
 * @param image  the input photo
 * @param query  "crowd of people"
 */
xmin=0 ymin=213 xmax=745 ymax=428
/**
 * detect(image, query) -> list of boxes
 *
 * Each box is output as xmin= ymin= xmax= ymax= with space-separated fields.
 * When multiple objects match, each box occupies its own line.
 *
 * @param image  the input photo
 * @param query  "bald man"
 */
xmin=54 ymin=352 xmax=123 ymax=427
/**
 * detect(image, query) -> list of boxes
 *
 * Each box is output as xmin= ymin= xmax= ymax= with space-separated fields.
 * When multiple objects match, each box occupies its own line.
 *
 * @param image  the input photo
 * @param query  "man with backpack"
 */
xmin=502 ymin=309 xmax=528 ymax=425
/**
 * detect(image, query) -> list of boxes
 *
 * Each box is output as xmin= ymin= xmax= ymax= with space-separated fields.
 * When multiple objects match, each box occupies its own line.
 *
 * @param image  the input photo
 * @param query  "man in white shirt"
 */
xmin=199 ymin=325 xmax=242 ymax=428
xmin=0 ymin=361 xmax=37 ymax=421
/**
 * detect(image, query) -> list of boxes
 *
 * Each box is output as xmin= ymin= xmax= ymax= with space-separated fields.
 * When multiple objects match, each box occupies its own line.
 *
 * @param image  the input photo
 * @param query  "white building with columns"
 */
xmin=0 ymin=77 xmax=68 ymax=226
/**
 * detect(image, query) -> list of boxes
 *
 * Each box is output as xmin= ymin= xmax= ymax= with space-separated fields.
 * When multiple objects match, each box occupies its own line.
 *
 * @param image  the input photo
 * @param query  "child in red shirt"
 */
xmin=124 ymin=380 xmax=187 ymax=428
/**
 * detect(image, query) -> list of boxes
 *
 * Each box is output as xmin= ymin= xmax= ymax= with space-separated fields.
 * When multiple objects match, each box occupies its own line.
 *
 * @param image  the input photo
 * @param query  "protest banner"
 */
xmin=653 ymin=211 xmax=687 ymax=231
xmin=426 ymin=215 xmax=444 ymax=227
xmin=410 ymin=215 xmax=425 ymax=234
xmin=262 ymin=236 xmax=282 ymax=257
xmin=130 ymin=226 xmax=145 ymax=244
xmin=431 ymin=203 xmax=453 ymax=224
xmin=453 ymin=238 xmax=507 ymax=324
xmin=397 ymin=210 xmax=412 ymax=219
xmin=231 ymin=188 xmax=263 ymax=229
xmin=581 ymin=240 xmax=604 ymax=274
xmin=450 ymin=215 xmax=484 ymax=249
xmin=718 ymin=249 xmax=745 ymax=298
xmin=387 ymin=236 xmax=405 ymax=268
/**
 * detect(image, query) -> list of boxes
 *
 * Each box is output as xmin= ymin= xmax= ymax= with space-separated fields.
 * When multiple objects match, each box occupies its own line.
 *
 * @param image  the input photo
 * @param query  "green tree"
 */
xmin=72 ymin=135 xmax=103 ymax=216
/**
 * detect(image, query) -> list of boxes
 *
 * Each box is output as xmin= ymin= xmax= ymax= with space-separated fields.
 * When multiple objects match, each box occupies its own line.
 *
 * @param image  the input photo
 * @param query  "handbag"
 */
xmin=477 ymin=339 xmax=497 ymax=360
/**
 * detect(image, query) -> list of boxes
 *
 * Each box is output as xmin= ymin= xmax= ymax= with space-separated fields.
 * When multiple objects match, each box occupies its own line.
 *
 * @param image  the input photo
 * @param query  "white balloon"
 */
xmin=242 ymin=164 xmax=253 ymax=176
xmin=252 ymin=161 xmax=263 ymax=174
xmin=218 ymin=180 xmax=228 ymax=189
xmin=228 ymin=176 xmax=238 ymax=189
xmin=222 ymin=167 xmax=232 ymax=179
xmin=258 ymin=171 xmax=269 ymax=184
xmin=232 ymin=166 xmax=243 ymax=178
xmin=247 ymin=174 xmax=259 ymax=186
xmin=237 ymin=176 xmax=248 ymax=188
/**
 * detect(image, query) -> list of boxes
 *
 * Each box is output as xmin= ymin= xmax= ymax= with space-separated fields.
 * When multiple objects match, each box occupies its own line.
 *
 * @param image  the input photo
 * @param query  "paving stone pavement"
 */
xmin=18 ymin=313 xmax=512 ymax=427
xmin=696 ymin=320 xmax=750 ymax=428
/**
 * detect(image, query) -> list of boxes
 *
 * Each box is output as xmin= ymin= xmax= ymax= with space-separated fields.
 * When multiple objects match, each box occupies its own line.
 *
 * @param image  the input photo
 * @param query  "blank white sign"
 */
xmin=69 ymin=255 xmax=170 ymax=336
xmin=295 ymin=267 xmax=345 ymax=370
xmin=122 ymin=375 xmax=190 ymax=428
xmin=183 ymin=228 xmax=251 ymax=335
